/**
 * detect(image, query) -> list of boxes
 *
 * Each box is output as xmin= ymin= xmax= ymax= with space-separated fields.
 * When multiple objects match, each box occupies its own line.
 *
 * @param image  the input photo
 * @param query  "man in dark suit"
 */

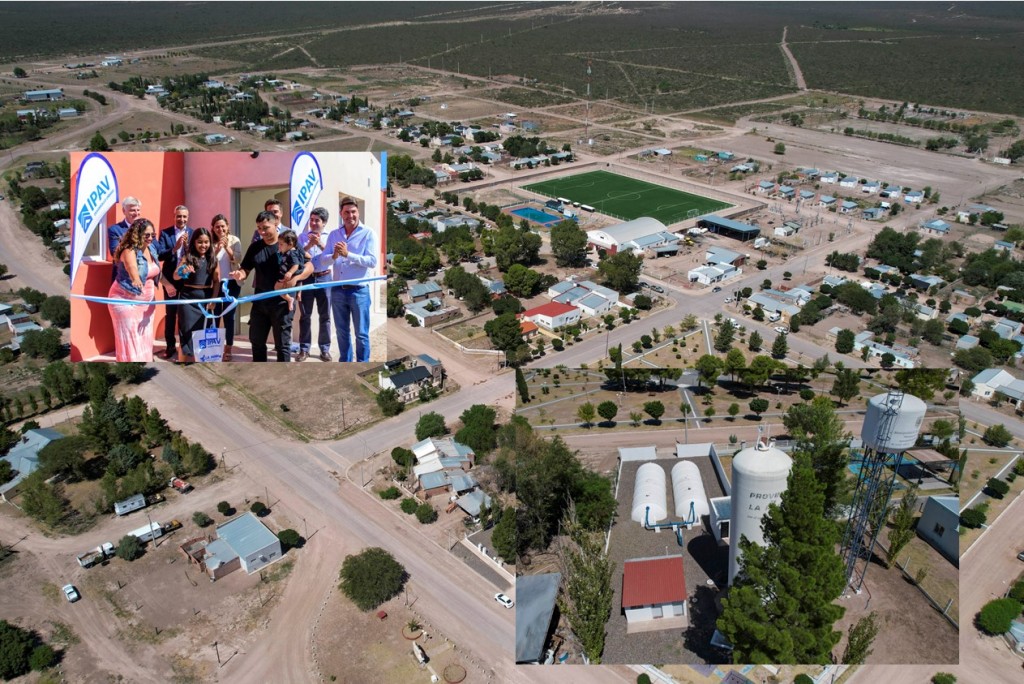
xmin=156 ymin=205 xmax=193 ymax=360
xmin=107 ymin=196 xmax=142 ymax=259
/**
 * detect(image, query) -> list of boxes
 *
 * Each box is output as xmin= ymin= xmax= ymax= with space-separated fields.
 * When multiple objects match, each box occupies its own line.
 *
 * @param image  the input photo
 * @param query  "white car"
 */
xmin=62 ymin=584 xmax=80 ymax=603
xmin=724 ymin=297 xmax=733 ymax=303
xmin=494 ymin=592 xmax=514 ymax=609
xmin=774 ymin=326 xmax=788 ymax=335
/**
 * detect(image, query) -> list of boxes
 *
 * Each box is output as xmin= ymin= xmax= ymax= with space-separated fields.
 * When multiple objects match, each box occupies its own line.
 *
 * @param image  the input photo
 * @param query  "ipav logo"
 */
xmin=77 ymin=175 xmax=113 ymax=234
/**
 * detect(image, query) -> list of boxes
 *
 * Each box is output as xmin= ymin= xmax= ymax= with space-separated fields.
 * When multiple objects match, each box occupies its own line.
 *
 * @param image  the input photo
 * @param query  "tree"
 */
xmin=38 ymin=295 xmax=72 ymax=328
xmin=550 ymin=220 xmax=588 ymax=267
xmin=982 ymin=424 xmax=1012 ymax=447
xmin=516 ymin=367 xmax=530 ymax=404
xmin=217 ymin=501 xmax=233 ymax=516
xmin=597 ymin=400 xmax=618 ymax=425
xmin=12 ymin=66 xmax=26 ymax=78
xmin=37 ymin=435 xmax=89 ymax=481
xmin=28 ymin=643 xmax=57 ymax=671
xmin=959 ymin=507 xmax=987 ymax=528
xmin=577 ymin=402 xmax=596 ymax=428
xmin=504 ymin=263 xmax=542 ymax=297
xmin=455 ymin=404 xmax=497 ymax=455
xmin=835 ymin=329 xmax=855 ymax=354
xmin=830 ymin=368 xmax=860 ymax=407
xmin=886 ymin=486 xmax=918 ymax=567
xmin=629 ymin=411 xmax=643 ymax=427
xmin=643 ymin=401 xmax=665 ymax=424
xmin=748 ymin=330 xmax=763 ymax=352
xmin=19 ymin=328 xmax=63 ymax=360
xmin=977 ymin=598 xmax=1023 ymax=635
xmin=728 ymin=403 xmax=740 ymax=421
xmin=278 ymin=528 xmax=304 ymax=551
xmin=879 ymin=352 xmax=896 ymax=368
xmin=782 ymin=396 xmax=851 ymax=517
xmin=931 ymin=675 xmax=956 ymax=684
xmin=491 ymin=506 xmax=516 ymax=560
xmin=842 ymin=612 xmax=879 ymax=664
xmin=192 ymin=511 xmax=213 ymax=527
xmin=771 ymin=332 xmax=788 ymax=359
xmin=338 ymin=547 xmax=407 ymax=611
xmin=251 ymin=501 xmax=269 ymax=516
xmin=695 ymin=354 xmax=723 ymax=389
xmin=774 ymin=142 xmax=786 ymax=155
xmin=88 ymin=130 xmax=111 ymax=151
xmin=717 ymin=453 xmax=846 ymax=663
xmin=714 ymin=320 xmax=736 ymax=353
xmin=597 ymin=251 xmax=643 ymax=293
xmin=556 ymin=501 xmax=613 ymax=664
xmin=115 ymin=535 xmax=144 ymax=561
xmin=0 ymin=620 xmax=39 ymax=679
xmin=749 ymin=398 xmax=769 ymax=418
xmin=415 ymin=411 xmax=447 ymax=440
xmin=724 ymin=348 xmax=746 ymax=381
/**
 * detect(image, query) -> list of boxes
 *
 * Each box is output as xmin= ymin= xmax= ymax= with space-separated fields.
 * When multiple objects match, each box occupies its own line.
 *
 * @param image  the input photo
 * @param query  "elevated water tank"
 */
xmin=861 ymin=392 xmax=927 ymax=453
xmin=671 ymin=460 xmax=709 ymax=523
xmin=631 ymin=462 xmax=667 ymax=524
xmin=728 ymin=441 xmax=792 ymax=585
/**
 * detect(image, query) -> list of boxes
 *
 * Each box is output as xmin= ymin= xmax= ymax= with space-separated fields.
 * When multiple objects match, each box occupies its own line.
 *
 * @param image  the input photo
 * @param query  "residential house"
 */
xmin=0 ymin=428 xmax=64 ymax=499
xmin=862 ymin=181 xmax=881 ymax=194
xmin=904 ymin=190 xmax=924 ymax=204
xmin=971 ymin=368 xmax=1024 ymax=404
xmin=520 ymin=302 xmax=581 ymax=331
xmin=819 ymin=195 xmax=837 ymax=209
xmin=180 ymin=513 xmax=284 ymax=581
xmin=705 ymin=246 xmax=746 ymax=268
xmin=379 ymin=365 xmax=434 ymax=403
xmin=409 ymin=281 xmax=443 ymax=303
xmin=921 ymin=218 xmax=950 ymax=234
xmin=853 ymin=331 xmax=916 ymax=368
xmin=840 ymin=200 xmax=859 ymax=214
xmin=778 ymin=185 xmax=795 ymax=200
xmin=839 ymin=176 xmax=859 ymax=189
xmin=405 ymin=298 xmax=458 ymax=327
xmin=957 ymin=204 xmax=996 ymax=223
xmin=917 ymin=495 xmax=959 ymax=565
xmin=515 ymin=573 xmax=562 ymax=663
xmin=819 ymin=172 xmax=839 ymax=184
xmin=862 ymin=208 xmax=885 ymax=221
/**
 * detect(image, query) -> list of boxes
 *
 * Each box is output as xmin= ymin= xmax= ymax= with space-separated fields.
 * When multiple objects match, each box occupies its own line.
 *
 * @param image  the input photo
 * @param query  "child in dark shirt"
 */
xmin=275 ymin=230 xmax=305 ymax=311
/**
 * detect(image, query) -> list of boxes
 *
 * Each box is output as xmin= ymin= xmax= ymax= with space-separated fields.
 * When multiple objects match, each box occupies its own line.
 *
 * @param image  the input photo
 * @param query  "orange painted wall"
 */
xmin=70 ymin=152 xmax=184 ymax=361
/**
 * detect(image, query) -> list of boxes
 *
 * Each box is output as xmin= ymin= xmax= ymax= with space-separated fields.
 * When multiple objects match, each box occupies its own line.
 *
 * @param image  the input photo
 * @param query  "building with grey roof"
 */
xmin=515 ymin=573 xmax=562 ymax=663
xmin=586 ymin=217 xmax=670 ymax=253
xmin=0 ymin=428 xmax=64 ymax=498
xmin=199 ymin=513 xmax=283 ymax=580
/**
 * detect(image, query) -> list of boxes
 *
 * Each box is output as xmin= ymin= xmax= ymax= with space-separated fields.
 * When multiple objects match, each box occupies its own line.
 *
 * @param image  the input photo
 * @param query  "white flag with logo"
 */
xmin=70 ymin=153 xmax=118 ymax=286
xmin=289 ymin=152 xmax=323 ymax=233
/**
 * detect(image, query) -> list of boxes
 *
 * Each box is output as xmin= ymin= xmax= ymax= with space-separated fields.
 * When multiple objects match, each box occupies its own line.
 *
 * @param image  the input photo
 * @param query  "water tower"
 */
xmin=728 ymin=439 xmax=793 ymax=585
xmin=841 ymin=389 xmax=926 ymax=592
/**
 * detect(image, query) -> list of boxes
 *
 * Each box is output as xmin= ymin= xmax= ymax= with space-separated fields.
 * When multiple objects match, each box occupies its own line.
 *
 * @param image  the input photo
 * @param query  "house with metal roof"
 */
xmin=819 ymin=195 xmax=836 ymax=208
xmin=747 ymin=293 xmax=800 ymax=319
xmin=0 ymin=428 xmax=64 ymax=499
xmin=756 ymin=180 xmax=775 ymax=194
xmin=622 ymin=231 xmax=679 ymax=253
xmin=706 ymin=246 xmax=745 ymax=267
xmin=971 ymin=368 xmax=1024 ymax=406
xmin=515 ymin=573 xmax=562 ymax=663
xmin=839 ymin=176 xmax=859 ymax=189
xmin=799 ymin=189 xmax=816 ymax=201
xmin=455 ymin=489 xmax=492 ymax=518
xmin=819 ymin=172 xmax=839 ymax=184
xmin=993 ymin=317 xmax=1024 ymax=340
xmin=955 ymin=335 xmax=979 ymax=350
xmin=957 ymin=204 xmax=997 ymax=223
xmin=994 ymin=240 xmax=1015 ymax=253
xmin=917 ymin=495 xmax=959 ymax=565
xmin=852 ymin=332 xmax=916 ymax=368
xmin=910 ymin=274 xmax=945 ymax=290
xmin=778 ymin=185 xmax=795 ymax=199
xmin=419 ymin=470 xmax=478 ymax=499
xmin=921 ymin=219 xmax=950 ymax=234
xmin=203 ymin=513 xmax=283 ymax=579
xmin=840 ymin=200 xmax=859 ymax=214
xmin=379 ymin=365 xmax=434 ymax=403
xmin=409 ymin=281 xmax=443 ymax=302
xmin=862 ymin=208 xmax=885 ymax=221
xmin=687 ymin=264 xmax=738 ymax=286
xmin=904 ymin=190 xmax=924 ymax=204
xmin=862 ymin=181 xmax=881 ymax=194
xmin=621 ymin=555 xmax=688 ymax=632
xmin=822 ymin=275 xmax=847 ymax=288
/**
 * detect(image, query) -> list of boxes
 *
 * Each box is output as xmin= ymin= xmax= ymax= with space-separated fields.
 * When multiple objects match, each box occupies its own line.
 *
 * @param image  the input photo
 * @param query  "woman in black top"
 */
xmin=173 ymin=227 xmax=221 ymax=362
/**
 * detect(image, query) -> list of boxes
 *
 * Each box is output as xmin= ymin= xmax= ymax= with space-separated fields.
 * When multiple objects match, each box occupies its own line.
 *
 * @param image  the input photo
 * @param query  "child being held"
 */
xmin=275 ymin=230 xmax=305 ymax=311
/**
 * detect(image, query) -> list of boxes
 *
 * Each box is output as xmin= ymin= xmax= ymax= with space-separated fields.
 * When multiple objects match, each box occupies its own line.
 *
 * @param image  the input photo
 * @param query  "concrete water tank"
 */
xmin=631 ymin=462 xmax=667 ymax=524
xmin=861 ymin=392 xmax=927 ymax=453
xmin=728 ymin=441 xmax=792 ymax=584
xmin=671 ymin=460 xmax=710 ymax=522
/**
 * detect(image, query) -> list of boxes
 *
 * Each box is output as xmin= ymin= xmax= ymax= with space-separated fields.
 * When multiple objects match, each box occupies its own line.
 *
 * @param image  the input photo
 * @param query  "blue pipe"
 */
xmin=644 ymin=506 xmax=686 ymax=547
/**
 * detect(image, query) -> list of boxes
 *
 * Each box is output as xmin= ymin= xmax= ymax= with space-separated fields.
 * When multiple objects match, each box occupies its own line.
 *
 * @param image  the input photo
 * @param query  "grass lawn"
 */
xmin=524 ymin=170 xmax=731 ymax=225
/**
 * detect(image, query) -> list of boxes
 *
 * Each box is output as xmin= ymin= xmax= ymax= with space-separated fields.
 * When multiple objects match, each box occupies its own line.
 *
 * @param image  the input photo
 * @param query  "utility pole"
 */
xmin=214 ymin=641 xmax=221 ymax=665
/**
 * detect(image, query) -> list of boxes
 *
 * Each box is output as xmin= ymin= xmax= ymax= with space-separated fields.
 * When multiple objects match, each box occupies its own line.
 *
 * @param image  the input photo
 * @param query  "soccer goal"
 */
xmin=687 ymin=208 xmax=701 ymax=219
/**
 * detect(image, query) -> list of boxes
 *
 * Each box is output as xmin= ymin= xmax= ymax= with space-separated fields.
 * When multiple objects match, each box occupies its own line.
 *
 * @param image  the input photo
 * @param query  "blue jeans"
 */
xmin=298 ymin=279 xmax=331 ymax=354
xmin=330 ymin=285 xmax=370 ymax=362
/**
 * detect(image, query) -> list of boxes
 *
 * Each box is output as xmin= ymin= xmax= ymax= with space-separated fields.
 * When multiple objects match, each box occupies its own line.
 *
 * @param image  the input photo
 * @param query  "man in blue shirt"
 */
xmin=295 ymin=206 xmax=333 ymax=362
xmin=314 ymin=197 xmax=377 ymax=362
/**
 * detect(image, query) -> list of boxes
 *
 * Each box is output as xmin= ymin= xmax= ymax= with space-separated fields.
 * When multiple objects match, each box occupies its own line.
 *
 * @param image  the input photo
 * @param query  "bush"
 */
xmin=115 ymin=534 xmax=144 ymax=561
xmin=637 ymin=675 xmax=652 ymax=684
xmin=985 ymin=477 xmax=1010 ymax=499
xmin=192 ymin=511 xmax=212 ymax=527
xmin=799 ymin=388 xmax=815 ymax=401
xmin=976 ymin=597 xmax=1023 ymax=635
xmin=1009 ymin=579 xmax=1024 ymax=602
xmin=250 ymin=501 xmax=269 ymax=517
xmin=415 ymin=502 xmax=438 ymax=524
xmin=794 ymin=676 xmax=814 ymax=684
xmin=982 ymin=424 xmax=1013 ymax=448
xmin=959 ymin=507 xmax=987 ymax=528
xmin=400 ymin=498 xmax=418 ymax=514
xmin=379 ymin=486 xmax=401 ymax=500
xmin=278 ymin=528 xmax=304 ymax=551
xmin=931 ymin=675 xmax=956 ymax=684
xmin=338 ymin=547 xmax=407 ymax=611
xmin=216 ymin=501 xmax=233 ymax=516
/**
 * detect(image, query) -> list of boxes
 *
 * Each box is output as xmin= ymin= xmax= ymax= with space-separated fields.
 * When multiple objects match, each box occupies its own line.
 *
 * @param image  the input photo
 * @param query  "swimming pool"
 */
xmin=510 ymin=206 xmax=563 ymax=226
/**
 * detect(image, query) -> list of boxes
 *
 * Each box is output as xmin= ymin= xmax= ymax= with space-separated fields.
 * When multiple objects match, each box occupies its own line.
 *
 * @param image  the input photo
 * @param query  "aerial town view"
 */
xmin=1 ymin=2 xmax=1024 ymax=683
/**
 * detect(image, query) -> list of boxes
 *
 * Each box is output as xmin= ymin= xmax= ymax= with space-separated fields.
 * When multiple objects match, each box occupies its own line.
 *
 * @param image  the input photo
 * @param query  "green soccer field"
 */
xmin=524 ymin=170 xmax=731 ymax=225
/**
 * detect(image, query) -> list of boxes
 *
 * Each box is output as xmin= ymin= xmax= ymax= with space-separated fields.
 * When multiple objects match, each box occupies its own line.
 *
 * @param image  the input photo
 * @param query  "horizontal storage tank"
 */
xmin=671 ymin=460 xmax=710 ymax=523
xmin=631 ymin=462 xmax=667 ymax=524
xmin=728 ymin=441 xmax=792 ymax=585
xmin=861 ymin=392 xmax=927 ymax=453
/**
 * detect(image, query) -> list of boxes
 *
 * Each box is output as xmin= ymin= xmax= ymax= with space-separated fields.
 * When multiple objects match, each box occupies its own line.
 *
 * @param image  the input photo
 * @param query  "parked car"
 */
xmin=62 ymin=584 xmax=80 ymax=603
xmin=651 ymin=284 xmax=665 ymax=293
xmin=711 ymin=286 xmax=722 ymax=293
xmin=1017 ymin=550 xmax=1024 ymax=561
xmin=640 ymin=281 xmax=651 ymax=289
xmin=724 ymin=297 xmax=733 ymax=303
xmin=774 ymin=326 xmax=788 ymax=334
xmin=494 ymin=592 xmax=514 ymax=609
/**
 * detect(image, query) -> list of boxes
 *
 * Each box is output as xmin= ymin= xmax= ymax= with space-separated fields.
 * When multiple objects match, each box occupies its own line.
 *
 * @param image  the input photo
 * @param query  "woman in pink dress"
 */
xmin=107 ymin=218 xmax=161 ymax=361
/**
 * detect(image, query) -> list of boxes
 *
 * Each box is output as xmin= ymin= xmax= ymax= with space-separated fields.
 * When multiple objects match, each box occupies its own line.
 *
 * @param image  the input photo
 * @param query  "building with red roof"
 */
xmin=519 ymin=301 xmax=581 ymax=331
xmin=621 ymin=555 xmax=688 ymax=632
